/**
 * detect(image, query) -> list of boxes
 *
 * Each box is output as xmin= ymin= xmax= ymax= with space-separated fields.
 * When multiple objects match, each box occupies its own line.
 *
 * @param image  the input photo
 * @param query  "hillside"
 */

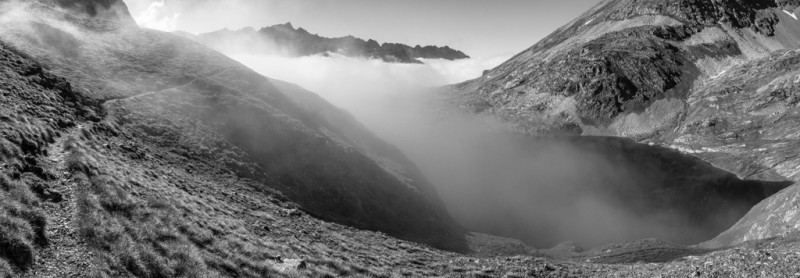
xmin=186 ymin=23 xmax=470 ymax=64
xmin=0 ymin=0 xmax=467 ymax=276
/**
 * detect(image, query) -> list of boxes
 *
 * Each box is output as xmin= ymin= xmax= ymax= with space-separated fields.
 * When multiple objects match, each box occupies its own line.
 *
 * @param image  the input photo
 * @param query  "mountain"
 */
xmin=443 ymin=0 xmax=800 ymax=250
xmin=187 ymin=22 xmax=470 ymax=64
xmin=2 ymin=0 xmax=800 ymax=277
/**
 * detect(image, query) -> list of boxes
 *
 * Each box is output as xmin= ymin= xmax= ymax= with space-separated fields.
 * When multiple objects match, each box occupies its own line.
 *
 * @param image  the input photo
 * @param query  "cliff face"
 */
xmin=190 ymin=23 xmax=470 ymax=64
xmin=442 ymin=0 xmax=800 ymax=248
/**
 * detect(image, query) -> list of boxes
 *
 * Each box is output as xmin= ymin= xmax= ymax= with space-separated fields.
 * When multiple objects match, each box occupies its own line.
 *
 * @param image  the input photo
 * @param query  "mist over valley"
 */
xmin=0 ymin=0 xmax=799 ymax=277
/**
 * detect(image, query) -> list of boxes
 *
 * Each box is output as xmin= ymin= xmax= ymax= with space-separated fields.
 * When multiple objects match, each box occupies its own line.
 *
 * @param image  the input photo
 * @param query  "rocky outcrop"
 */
xmin=191 ymin=23 xmax=470 ymax=63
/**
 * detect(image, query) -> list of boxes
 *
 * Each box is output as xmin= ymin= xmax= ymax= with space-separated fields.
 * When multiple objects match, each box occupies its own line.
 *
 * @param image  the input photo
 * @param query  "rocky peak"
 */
xmin=194 ymin=22 xmax=470 ymax=63
xmin=278 ymin=21 xmax=294 ymax=29
xmin=270 ymin=22 xmax=296 ymax=32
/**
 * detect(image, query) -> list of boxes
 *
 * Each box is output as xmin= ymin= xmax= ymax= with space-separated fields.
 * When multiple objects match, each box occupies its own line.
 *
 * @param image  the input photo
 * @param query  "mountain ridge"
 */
xmin=186 ymin=22 xmax=470 ymax=64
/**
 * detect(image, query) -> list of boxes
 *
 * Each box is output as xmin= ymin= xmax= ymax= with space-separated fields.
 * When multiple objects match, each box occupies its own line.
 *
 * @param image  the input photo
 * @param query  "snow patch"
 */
xmin=783 ymin=10 xmax=798 ymax=20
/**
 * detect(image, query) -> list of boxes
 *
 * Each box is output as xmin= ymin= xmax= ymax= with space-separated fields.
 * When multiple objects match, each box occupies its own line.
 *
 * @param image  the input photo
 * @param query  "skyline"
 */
xmin=122 ymin=0 xmax=603 ymax=59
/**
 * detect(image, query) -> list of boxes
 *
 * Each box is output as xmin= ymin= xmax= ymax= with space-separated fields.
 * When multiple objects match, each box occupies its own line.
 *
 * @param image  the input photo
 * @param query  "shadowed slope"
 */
xmin=1 ymin=0 xmax=466 ymax=261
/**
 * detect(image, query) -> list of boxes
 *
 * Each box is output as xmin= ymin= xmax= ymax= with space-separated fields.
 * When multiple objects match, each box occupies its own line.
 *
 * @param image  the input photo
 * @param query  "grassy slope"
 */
xmin=0 ymin=40 xmax=102 ymax=275
xmin=1 ymin=0 xmax=467 ymax=253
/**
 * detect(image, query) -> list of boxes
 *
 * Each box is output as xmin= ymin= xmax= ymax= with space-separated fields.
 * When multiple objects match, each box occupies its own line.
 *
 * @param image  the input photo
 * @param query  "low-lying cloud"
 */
xmin=231 ymin=53 xmax=504 ymax=90
xmin=228 ymin=53 xmax=507 ymax=124
xmin=224 ymin=51 xmax=745 ymax=249
xmin=217 ymin=51 xmax=677 ymax=250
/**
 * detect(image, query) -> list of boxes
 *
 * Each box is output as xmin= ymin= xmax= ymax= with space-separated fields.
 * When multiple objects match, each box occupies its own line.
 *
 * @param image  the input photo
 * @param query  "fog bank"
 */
xmin=224 ymin=52 xmax=752 ymax=249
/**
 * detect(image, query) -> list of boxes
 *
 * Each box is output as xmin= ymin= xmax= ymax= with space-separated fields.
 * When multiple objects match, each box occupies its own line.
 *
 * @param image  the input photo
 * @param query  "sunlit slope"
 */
xmin=447 ymin=0 xmax=800 ymax=136
xmin=442 ymin=0 xmax=800 ymax=247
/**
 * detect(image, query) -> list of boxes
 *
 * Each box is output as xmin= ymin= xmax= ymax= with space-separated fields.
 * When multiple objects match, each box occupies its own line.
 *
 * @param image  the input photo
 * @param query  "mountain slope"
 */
xmin=187 ymin=23 xmax=470 ymax=64
xmin=443 ymin=0 xmax=800 ymax=248
xmin=447 ymin=0 xmax=800 ymax=134
xmin=0 ymin=0 xmax=469 ymax=276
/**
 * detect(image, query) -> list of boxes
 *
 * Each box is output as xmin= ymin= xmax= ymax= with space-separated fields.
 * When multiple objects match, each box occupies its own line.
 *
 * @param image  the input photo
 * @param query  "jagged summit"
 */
xmin=189 ymin=22 xmax=470 ymax=63
xmin=273 ymin=21 xmax=294 ymax=29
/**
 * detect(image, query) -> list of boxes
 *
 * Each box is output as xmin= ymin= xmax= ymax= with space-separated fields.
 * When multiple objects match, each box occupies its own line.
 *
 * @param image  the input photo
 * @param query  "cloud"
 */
xmin=420 ymin=56 xmax=509 ymax=84
xmin=228 ymin=53 xmax=506 ymax=98
xmin=131 ymin=0 xmax=181 ymax=31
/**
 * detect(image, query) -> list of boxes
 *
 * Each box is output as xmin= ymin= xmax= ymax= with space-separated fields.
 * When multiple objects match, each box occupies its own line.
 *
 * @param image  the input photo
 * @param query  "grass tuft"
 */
xmin=0 ymin=211 xmax=35 ymax=270
xmin=0 ymin=259 xmax=13 ymax=278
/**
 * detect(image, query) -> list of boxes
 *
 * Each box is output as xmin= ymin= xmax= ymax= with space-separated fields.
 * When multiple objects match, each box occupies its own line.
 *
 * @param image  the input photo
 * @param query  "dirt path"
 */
xmin=104 ymin=68 xmax=229 ymax=107
xmin=21 ymin=69 xmax=232 ymax=277
xmin=22 ymin=125 xmax=93 ymax=278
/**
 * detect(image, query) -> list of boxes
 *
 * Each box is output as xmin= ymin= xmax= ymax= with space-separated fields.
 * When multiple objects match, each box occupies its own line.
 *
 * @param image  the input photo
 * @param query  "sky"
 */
xmin=122 ymin=0 xmax=602 ymax=59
